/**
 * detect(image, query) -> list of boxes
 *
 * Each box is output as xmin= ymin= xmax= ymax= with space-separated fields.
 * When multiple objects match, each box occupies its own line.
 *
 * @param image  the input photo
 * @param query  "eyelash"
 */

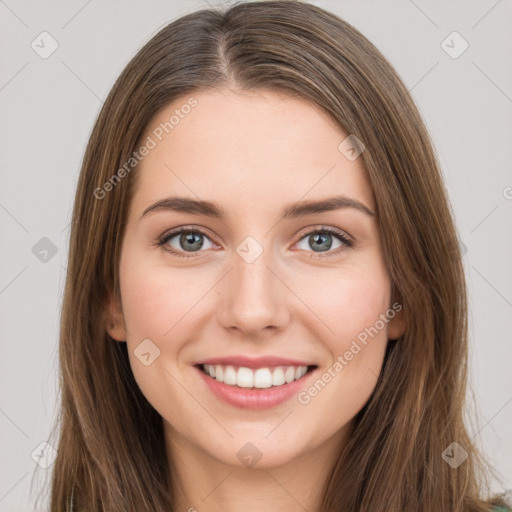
xmin=155 ymin=225 xmax=353 ymax=260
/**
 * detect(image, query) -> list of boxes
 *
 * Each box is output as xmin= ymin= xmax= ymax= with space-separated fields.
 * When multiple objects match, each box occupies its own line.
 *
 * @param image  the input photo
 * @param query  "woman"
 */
xmin=44 ymin=1 xmax=511 ymax=510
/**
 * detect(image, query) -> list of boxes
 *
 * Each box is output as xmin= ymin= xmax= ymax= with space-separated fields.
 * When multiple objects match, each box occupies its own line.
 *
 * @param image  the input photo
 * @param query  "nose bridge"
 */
xmin=235 ymin=244 xmax=273 ymax=299
xmin=217 ymin=234 xmax=289 ymax=334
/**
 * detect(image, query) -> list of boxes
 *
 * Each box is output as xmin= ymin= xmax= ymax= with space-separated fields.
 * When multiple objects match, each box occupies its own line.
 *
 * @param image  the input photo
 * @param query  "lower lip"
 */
xmin=195 ymin=366 xmax=317 ymax=410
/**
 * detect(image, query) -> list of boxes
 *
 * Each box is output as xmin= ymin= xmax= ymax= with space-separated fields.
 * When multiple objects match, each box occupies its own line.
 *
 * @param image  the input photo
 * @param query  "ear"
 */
xmin=104 ymin=288 xmax=127 ymax=342
xmin=387 ymin=286 xmax=406 ymax=341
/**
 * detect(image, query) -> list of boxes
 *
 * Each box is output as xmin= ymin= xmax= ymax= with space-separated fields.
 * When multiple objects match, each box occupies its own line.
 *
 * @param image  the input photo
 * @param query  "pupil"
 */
xmin=181 ymin=232 xmax=203 ymax=252
xmin=311 ymin=233 xmax=332 ymax=252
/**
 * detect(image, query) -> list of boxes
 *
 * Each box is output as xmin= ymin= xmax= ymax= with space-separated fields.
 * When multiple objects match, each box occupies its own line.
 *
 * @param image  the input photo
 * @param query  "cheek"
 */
xmin=293 ymin=261 xmax=391 ymax=350
xmin=117 ymin=255 xmax=203 ymax=415
xmin=295 ymin=270 xmax=391 ymax=426
xmin=118 ymin=251 xmax=203 ymax=343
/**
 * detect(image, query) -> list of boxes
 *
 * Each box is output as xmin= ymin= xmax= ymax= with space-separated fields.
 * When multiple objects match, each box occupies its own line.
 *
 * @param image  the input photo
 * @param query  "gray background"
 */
xmin=1 ymin=0 xmax=511 ymax=510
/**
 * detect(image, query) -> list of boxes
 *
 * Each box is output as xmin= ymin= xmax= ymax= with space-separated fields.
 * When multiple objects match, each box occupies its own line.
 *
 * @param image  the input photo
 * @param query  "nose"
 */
xmin=217 ymin=245 xmax=291 ymax=338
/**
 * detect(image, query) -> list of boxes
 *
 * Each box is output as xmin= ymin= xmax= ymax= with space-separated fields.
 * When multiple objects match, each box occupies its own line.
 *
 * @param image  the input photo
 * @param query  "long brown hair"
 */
xmin=39 ymin=1 xmax=509 ymax=510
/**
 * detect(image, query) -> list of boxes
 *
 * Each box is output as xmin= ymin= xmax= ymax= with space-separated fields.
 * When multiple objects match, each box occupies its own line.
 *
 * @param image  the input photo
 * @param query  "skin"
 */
xmin=107 ymin=86 xmax=406 ymax=512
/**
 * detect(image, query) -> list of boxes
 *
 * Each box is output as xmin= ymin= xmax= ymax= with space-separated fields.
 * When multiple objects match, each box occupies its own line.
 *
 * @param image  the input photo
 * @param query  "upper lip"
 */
xmin=195 ymin=355 xmax=317 ymax=369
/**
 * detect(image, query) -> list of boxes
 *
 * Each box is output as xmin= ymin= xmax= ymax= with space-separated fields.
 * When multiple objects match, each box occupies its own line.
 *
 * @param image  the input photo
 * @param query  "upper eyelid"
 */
xmin=295 ymin=225 xmax=352 ymax=242
xmin=159 ymin=225 xmax=220 ymax=246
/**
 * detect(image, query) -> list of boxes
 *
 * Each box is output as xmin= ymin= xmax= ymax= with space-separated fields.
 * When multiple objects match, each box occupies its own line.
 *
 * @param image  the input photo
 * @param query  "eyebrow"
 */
xmin=140 ymin=194 xmax=375 ymax=220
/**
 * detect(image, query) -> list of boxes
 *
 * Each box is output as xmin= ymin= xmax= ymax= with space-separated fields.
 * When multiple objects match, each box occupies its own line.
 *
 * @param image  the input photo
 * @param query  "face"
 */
xmin=107 ymin=87 xmax=405 ymax=469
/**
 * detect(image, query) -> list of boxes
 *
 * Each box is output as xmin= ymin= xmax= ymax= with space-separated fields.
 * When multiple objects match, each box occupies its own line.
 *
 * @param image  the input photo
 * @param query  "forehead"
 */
xmin=131 ymin=87 xmax=375 ymax=218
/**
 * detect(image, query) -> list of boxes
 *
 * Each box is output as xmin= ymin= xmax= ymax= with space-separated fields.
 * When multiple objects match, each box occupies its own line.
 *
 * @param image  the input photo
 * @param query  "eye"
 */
xmin=293 ymin=226 xmax=353 ymax=257
xmin=157 ymin=227 xmax=218 ymax=258
xmin=156 ymin=225 xmax=353 ymax=259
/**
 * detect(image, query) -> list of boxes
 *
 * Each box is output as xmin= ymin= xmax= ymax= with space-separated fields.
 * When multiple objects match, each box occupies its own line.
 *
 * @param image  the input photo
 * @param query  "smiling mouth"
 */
xmin=195 ymin=363 xmax=318 ymax=389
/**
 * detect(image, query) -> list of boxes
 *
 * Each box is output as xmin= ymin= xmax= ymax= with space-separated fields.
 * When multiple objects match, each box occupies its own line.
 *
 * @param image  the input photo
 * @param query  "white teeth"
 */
xmin=284 ymin=366 xmax=296 ymax=383
xmin=223 ymin=365 xmax=237 ymax=385
xmin=271 ymin=367 xmax=285 ymax=386
xmin=254 ymin=368 xmax=272 ymax=388
xmin=237 ymin=367 xmax=254 ymax=388
xmin=201 ymin=364 xmax=311 ymax=388
xmin=215 ymin=364 xmax=224 ymax=382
